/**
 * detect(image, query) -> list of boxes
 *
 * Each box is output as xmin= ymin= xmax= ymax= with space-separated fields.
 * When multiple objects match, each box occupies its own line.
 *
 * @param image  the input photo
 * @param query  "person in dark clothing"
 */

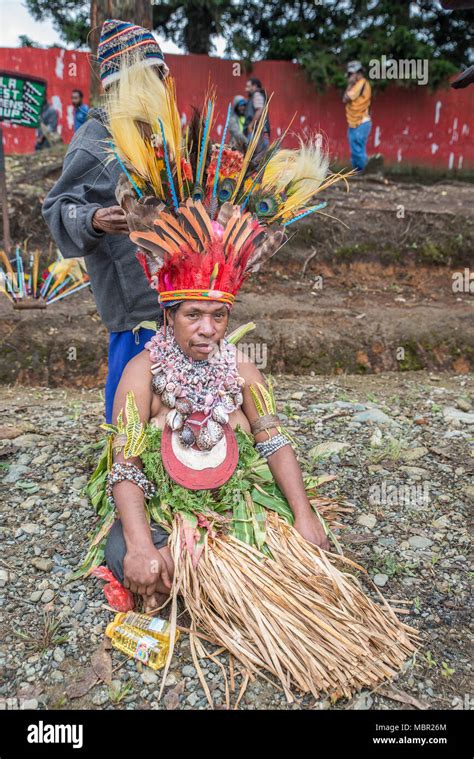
xmin=244 ymin=77 xmax=271 ymax=162
xmin=228 ymin=95 xmax=248 ymax=151
xmin=35 ymin=100 xmax=58 ymax=151
xmin=42 ymin=19 xmax=169 ymax=422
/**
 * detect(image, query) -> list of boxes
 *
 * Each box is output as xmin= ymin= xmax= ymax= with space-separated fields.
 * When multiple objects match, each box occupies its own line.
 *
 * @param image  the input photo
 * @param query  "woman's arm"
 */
xmin=238 ymin=355 xmax=330 ymax=550
xmin=110 ymin=352 xmax=172 ymax=595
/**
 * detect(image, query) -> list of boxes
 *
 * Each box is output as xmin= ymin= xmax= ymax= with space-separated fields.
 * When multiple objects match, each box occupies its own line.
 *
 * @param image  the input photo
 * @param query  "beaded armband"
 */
xmin=255 ymin=433 xmax=291 ymax=460
xmin=106 ymin=462 xmax=156 ymax=504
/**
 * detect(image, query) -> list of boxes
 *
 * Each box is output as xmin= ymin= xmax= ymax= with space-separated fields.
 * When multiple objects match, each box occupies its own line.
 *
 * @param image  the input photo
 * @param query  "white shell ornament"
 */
xmin=161 ymin=391 xmax=176 ymax=408
xmin=151 ymin=375 xmax=167 ymax=394
xmin=211 ymin=404 xmax=229 ymax=424
xmin=166 ymin=409 xmax=184 ymax=431
xmin=197 ymin=428 xmax=214 ymax=451
xmin=175 ymin=397 xmax=193 ymax=415
xmin=221 ymin=394 xmax=235 ymax=411
xmin=207 ymin=419 xmax=224 ymax=444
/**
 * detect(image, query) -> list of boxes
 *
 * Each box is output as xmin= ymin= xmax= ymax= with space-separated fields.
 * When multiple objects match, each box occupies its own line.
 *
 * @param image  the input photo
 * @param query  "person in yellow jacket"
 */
xmin=343 ymin=61 xmax=372 ymax=171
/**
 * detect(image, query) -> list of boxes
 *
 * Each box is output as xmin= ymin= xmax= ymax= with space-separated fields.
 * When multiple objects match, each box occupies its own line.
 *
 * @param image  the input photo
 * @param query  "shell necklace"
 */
xmin=145 ymin=326 xmax=245 ymax=450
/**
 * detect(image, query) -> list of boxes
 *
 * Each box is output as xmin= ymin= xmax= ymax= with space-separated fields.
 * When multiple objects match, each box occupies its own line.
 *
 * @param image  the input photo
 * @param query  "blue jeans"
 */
xmin=105 ymin=327 xmax=157 ymax=423
xmin=348 ymin=121 xmax=371 ymax=171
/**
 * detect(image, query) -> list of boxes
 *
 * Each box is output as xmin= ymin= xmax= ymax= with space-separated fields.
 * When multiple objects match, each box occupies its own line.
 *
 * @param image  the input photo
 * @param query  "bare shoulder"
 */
xmin=112 ymin=348 xmax=153 ymax=424
xmin=120 ymin=349 xmax=152 ymax=388
xmin=236 ymin=348 xmax=264 ymax=385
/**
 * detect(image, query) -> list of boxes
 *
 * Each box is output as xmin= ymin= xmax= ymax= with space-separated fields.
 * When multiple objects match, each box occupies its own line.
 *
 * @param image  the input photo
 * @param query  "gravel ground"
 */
xmin=0 ymin=371 xmax=472 ymax=711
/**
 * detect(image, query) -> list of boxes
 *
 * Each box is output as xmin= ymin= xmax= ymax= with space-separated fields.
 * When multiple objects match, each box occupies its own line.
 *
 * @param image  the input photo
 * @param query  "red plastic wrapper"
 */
xmin=91 ymin=566 xmax=135 ymax=612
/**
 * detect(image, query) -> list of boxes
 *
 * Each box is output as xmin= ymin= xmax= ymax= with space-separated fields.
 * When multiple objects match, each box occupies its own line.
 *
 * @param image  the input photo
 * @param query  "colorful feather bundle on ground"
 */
xmin=0 ymin=247 xmax=90 ymax=309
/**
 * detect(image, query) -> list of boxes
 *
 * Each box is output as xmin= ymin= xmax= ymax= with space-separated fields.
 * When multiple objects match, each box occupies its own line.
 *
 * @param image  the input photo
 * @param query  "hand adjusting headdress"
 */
xmin=105 ymin=58 xmax=350 ymax=305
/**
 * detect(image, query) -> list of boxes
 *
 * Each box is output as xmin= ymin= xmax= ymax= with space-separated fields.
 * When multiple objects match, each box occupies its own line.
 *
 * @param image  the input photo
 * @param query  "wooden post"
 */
xmin=0 ymin=121 xmax=12 ymax=255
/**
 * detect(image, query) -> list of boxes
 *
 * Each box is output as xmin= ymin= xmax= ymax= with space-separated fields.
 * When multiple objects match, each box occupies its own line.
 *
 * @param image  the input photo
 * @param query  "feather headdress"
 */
xmin=105 ymin=60 xmax=351 ymax=307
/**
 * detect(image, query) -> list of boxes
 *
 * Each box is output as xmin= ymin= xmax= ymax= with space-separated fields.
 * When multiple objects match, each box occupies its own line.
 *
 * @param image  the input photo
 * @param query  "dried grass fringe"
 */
xmin=158 ymin=511 xmax=419 ymax=707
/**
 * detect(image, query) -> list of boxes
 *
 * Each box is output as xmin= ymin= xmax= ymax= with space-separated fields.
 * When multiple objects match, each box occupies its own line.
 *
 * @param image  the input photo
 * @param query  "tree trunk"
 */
xmin=89 ymin=0 xmax=152 ymax=103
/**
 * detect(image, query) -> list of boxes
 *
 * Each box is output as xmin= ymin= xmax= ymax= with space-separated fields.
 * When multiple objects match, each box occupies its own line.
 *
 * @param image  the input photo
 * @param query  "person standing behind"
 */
xmin=71 ymin=89 xmax=89 ymax=132
xmin=343 ymin=61 xmax=372 ymax=172
xmin=228 ymin=95 xmax=248 ymax=151
xmin=244 ymin=77 xmax=270 ymax=161
xmin=43 ymin=20 xmax=169 ymax=424
xmin=35 ymin=98 xmax=58 ymax=151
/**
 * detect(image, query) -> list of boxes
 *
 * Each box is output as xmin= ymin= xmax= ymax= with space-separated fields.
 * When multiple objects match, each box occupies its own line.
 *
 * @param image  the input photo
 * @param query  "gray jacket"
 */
xmin=42 ymin=115 xmax=162 ymax=332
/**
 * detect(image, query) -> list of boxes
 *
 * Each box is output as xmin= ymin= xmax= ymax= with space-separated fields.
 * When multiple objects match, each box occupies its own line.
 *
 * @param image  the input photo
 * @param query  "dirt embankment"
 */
xmin=1 ymin=150 xmax=473 ymax=384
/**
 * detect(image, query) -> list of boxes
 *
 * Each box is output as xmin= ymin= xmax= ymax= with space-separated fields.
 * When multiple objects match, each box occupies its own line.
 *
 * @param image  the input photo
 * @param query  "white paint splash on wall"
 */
xmin=374 ymin=126 xmax=381 ymax=147
xmin=431 ymin=143 xmax=439 ymax=154
xmin=397 ymin=148 xmax=402 ymax=162
xmin=300 ymin=115 xmax=306 ymax=123
xmin=55 ymin=49 xmax=65 ymax=79
xmin=276 ymin=127 xmax=282 ymax=136
xmin=427 ymin=132 xmax=433 ymax=138
xmin=450 ymin=117 xmax=459 ymax=144
xmin=461 ymin=123 xmax=469 ymax=136
xmin=458 ymin=156 xmax=463 ymax=170
xmin=216 ymin=124 xmax=223 ymax=136
xmin=402 ymin=126 xmax=409 ymax=135
xmin=66 ymin=105 xmax=74 ymax=131
xmin=434 ymin=101 xmax=442 ymax=124
xmin=448 ymin=152 xmax=454 ymax=170
xmin=51 ymin=95 xmax=62 ymax=117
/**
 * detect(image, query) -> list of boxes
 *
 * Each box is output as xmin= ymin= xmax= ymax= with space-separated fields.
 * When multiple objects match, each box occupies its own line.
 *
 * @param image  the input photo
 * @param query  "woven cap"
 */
xmin=98 ymin=18 xmax=169 ymax=87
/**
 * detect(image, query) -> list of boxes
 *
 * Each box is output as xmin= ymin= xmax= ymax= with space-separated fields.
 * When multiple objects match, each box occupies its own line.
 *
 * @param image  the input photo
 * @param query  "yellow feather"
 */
xmin=261 ymin=136 xmax=329 ymax=220
xmin=164 ymin=76 xmax=184 ymax=200
xmin=105 ymin=57 xmax=175 ymax=197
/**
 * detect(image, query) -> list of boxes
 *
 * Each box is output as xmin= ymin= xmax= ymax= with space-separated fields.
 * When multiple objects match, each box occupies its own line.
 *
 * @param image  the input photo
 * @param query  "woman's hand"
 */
xmin=123 ymin=545 xmax=172 ymax=597
xmin=294 ymin=512 xmax=331 ymax=551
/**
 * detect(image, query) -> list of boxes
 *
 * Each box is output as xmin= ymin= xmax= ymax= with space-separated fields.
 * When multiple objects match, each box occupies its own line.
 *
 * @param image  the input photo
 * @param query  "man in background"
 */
xmin=245 ymin=77 xmax=271 ymax=162
xmin=229 ymin=95 xmax=248 ymax=151
xmin=43 ymin=20 xmax=169 ymax=423
xmin=35 ymin=97 xmax=58 ymax=151
xmin=343 ymin=61 xmax=372 ymax=171
xmin=71 ymin=89 xmax=89 ymax=132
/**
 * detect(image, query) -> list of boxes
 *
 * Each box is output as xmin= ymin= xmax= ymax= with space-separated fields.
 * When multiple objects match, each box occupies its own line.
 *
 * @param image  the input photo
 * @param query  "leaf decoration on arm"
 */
xmin=124 ymin=391 xmax=147 ymax=459
xmin=249 ymin=381 xmax=277 ymax=419
xmin=249 ymin=379 xmax=298 ymax=447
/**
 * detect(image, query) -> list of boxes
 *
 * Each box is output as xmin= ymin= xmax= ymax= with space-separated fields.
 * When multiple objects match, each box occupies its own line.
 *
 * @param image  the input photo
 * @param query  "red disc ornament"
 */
xmin=161 ymin=410 xmax=239 ymax=490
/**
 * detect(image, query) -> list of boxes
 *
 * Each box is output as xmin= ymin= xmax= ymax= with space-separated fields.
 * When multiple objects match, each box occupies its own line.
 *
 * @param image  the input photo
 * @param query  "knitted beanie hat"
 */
xmin=98 ymin=19 xmax=169 ymax=88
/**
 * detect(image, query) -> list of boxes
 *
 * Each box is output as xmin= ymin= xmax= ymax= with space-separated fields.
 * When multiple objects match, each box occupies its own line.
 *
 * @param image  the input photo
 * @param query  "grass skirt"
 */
xmin=75 ymin=424 xmax=419 ymax=705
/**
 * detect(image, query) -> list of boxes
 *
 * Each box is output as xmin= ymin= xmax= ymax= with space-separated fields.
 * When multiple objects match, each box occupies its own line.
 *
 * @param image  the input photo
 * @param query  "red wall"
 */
xmin=1 ymin=48 xmax=473 ymax=170
xmin=0 ymin=48 xmax=91 ymax=152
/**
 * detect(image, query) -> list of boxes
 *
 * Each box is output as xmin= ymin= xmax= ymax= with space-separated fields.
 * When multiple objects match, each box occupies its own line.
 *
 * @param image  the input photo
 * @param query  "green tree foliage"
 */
xmin=23 ymin=0 xmax=472 ymax=89
xmin=18 ymin=35 xmax=40 ymax=47
xmin=224 ymin=0 xmax=473 ymax=89
xmin=152 ymin=0 xmax=229 ymax=55
xmin=25 ymin=0 xmax=89 ymax=48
